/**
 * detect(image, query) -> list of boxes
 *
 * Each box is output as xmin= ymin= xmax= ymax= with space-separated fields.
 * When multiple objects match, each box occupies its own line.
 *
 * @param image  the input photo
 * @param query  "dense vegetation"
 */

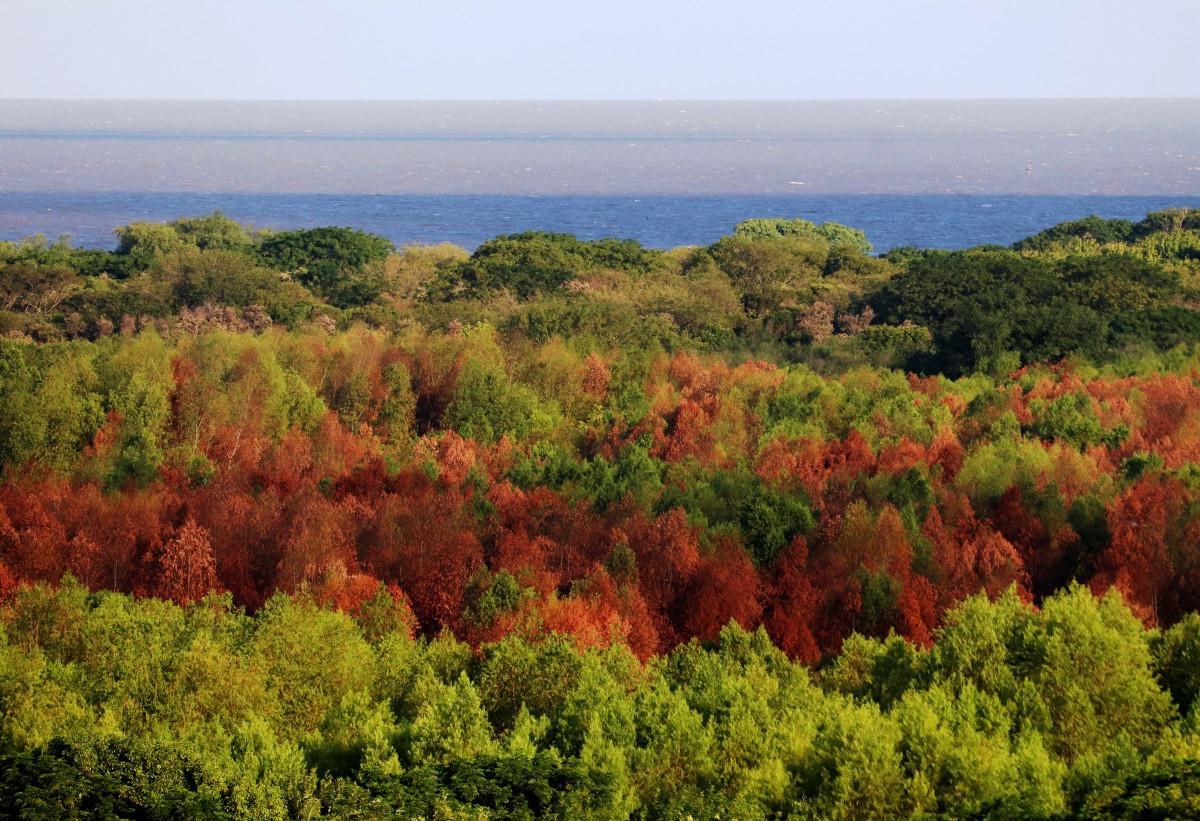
xmin=4 ymin=582 xmax=1200 ymax=819
xmin=3 ymin=208 xmax=1200 ymax=817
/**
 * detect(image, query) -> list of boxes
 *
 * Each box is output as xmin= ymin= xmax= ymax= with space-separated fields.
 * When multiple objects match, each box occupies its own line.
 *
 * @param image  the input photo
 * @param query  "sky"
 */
xmin=2 ymin=0 xmax=1198 ymax=100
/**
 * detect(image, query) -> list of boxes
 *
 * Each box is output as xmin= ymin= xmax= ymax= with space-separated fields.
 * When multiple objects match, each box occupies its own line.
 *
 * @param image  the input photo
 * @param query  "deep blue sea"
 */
xmin=4 ymin=192 xmax=1200 ymax=252
xmin=3 ymin=100 xmax=1199 ymax=251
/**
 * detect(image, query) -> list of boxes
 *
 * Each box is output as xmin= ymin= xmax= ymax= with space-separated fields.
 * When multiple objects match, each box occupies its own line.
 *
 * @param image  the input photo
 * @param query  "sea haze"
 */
xmin=1 ymin=99 xmax=1199 ymax=250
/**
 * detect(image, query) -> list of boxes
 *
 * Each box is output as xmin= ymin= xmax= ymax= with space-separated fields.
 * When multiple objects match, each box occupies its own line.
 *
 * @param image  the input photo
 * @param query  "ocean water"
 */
xmin=2 ymin=100 xmax=1199 ymax=250
xmin=5 ymin=191 xmax=1200 ymax=253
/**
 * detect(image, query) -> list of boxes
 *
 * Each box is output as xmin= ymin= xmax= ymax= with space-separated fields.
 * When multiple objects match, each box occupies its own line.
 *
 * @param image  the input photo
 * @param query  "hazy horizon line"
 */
xmin=5 ymin=96 xmax=1200 ymax=103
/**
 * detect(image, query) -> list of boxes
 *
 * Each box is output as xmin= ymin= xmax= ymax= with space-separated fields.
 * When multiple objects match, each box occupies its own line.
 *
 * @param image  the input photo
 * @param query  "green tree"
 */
xmin=169 ymin=210 xmax=252 ymax=251
xmin=255 ymin=226 xmax=393 ymax=308
xmin=408 ymin=674 xmax=496 ymax=765
xmin=733 ymin=217 xmax=873 ymax=255
xmin=114 ymin=221 xmax=187 ymax=257
xmin=251 ymin=595 xmax=374 ymax=736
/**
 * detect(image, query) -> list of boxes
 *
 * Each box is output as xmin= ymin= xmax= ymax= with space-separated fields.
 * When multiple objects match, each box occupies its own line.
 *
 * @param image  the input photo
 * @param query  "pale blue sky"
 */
xmin=3 ymin=0 xmax=1197 ymax=100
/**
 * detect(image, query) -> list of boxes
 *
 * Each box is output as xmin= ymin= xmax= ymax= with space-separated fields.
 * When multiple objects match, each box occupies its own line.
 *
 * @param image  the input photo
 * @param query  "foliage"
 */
xmin=733 ymin=216 xmax=873 ymax=254
xmin=0 ymin=210 xmax=1199 ymax=813
xmin=0 ymin=583 xmax=1191 ymax=818
xmin=431 ymin=232 xmax=664 ymax=301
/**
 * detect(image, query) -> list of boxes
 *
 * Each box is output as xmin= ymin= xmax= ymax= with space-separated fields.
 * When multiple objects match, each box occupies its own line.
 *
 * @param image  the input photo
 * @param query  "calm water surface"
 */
xmin=4 ymin=191 xmax=1200 ymax=252
xmin=2 ymin=100 xmax=1198 ymax=249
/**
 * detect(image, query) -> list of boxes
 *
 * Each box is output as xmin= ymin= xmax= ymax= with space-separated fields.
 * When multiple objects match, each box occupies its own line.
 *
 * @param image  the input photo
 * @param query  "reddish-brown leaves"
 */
xmin=157 ymin=518 xmax=220 ymax=605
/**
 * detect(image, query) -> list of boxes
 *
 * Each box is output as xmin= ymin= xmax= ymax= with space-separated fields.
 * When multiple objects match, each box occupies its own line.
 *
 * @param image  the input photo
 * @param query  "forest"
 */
xmin=2 ymin=208 xmax=1200 ymax=817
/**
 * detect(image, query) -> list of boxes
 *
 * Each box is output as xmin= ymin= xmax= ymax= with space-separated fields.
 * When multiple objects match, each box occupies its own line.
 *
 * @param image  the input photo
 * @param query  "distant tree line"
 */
xmin=3 ymin=208 xmax=1198 ymax=376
